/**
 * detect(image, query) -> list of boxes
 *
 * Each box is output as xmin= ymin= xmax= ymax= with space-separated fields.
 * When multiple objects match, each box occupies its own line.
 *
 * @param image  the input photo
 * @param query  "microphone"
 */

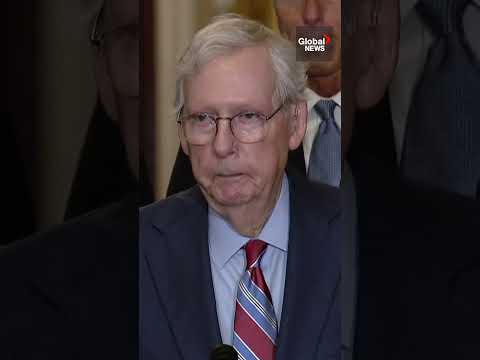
xmin=210 ymin=344 xmax=238 ymax=360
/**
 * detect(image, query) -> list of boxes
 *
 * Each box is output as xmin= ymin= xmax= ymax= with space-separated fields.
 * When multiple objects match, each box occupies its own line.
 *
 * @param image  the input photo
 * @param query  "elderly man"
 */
xmin=141 ymin=15 xmax=341 ymax=360
xmin=168 ymin=0 xmax=342 ymax=195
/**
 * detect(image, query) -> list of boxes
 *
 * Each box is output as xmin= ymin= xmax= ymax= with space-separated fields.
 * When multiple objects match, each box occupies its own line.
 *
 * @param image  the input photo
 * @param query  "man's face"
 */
xmin=181 ymin=46 xmax=305 ymax=211
xmin=95 ymin=0 xmax=141 ymax=178
xmin=100 ymin=0 xmax=139 ymax=100
xmin=275 ymin=0 xmax=341 ymax=80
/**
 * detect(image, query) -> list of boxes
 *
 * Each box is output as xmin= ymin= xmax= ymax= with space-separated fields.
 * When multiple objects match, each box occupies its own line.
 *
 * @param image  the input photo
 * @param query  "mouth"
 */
xmin=215 ymin=172 xmax=247 ymax=182
xmin=217 ymin=173 xmax=243 ymax=178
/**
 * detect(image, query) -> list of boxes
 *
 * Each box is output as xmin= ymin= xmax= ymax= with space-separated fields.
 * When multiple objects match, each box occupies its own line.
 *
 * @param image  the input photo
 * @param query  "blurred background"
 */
xmin=5 ymin=0 xmax=278 ymax=245
xmin=6 ymin=0 xmax=98 ymax=243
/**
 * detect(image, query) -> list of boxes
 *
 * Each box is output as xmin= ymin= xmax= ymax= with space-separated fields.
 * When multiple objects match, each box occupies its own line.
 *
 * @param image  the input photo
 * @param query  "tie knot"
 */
xmin=314 ymin=99 xmax=337 ymax=123
xmin=244 ymin=239 xmax=267 ymax=269
xmin=417 ymin=0 xmax=469 ymax=35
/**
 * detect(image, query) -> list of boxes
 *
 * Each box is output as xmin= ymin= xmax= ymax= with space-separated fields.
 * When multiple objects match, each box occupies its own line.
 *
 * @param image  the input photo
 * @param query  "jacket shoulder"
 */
xmin=140 ymin=186 xmax=206 ymax=230
xmin=288 ymin=172 xmax=341 ymax=221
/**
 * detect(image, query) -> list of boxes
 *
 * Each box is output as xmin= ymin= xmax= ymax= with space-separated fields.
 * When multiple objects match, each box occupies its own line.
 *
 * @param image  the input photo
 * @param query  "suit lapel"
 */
xmin=143 ymin=187 xmax=222 ymax=358
xmin=276 ymin=177 xmax=340 ymax=359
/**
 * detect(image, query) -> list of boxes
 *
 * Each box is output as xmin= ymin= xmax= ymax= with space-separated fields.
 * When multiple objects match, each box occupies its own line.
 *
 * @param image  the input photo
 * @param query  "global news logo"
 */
xmin=298 ymin=34 xmax=331 ymax=52
xmin=296 ymin=26 xmax=334 ymax=61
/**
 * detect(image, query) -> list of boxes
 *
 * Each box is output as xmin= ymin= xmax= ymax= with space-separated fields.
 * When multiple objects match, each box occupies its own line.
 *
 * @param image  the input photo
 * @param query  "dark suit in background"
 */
xmin=348 ymin=94 xmax=398 ymax=184
xmin=350 ymin=153 xmax=480 ymax=360
xmin=64 ymin=101 xmax=139 ymax=220
xmin=6 ymin=1 xmax=37 ymax=244
xmin=3 ymin=116 xmax=35 ymax=245
xmin=141 ymin=173 xmax=341 ymax=359
xmin=0 ymin=195 xmax=138 ymax=360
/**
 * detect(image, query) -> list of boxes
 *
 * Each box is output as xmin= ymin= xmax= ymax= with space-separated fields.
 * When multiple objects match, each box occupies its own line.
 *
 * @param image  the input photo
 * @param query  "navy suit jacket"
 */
xmin=141 ymin=173 xmax=341 ymax=359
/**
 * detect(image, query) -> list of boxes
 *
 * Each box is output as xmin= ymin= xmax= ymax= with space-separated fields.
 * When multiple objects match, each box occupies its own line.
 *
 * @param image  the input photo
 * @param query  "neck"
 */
xmin=209 ymin=176 xmax=284 ymax=238
xmin=308 ymin=70 xmax=341 ymax=98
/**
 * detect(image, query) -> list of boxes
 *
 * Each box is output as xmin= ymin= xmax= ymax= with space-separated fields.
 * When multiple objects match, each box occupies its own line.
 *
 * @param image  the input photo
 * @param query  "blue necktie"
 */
xmin=233 ymin=240 xmax=277 ymax=360
xmin=308 ymin=99 xmax=341 ymax=187
xmin=401 ymin=0 xmax=480 ymax=198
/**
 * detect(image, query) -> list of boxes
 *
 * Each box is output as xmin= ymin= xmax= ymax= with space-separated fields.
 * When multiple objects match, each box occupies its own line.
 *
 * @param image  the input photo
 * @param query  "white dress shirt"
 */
xmin=303 ymin=88 xmax=342 ymax=170
xmin=389 ymin=0 xmax=480 ymax=163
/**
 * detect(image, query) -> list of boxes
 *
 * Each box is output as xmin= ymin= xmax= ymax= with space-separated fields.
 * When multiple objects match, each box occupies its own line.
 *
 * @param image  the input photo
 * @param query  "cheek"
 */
xmin=189 ymin=148 xmax=215 ymax=180
xmin=245 ymin=141 xmax=288 ymax=181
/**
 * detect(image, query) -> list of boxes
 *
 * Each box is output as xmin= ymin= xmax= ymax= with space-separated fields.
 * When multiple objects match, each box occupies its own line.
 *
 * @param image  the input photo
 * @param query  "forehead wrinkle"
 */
xmin=186 ymin=47 xmax=275 ymax=111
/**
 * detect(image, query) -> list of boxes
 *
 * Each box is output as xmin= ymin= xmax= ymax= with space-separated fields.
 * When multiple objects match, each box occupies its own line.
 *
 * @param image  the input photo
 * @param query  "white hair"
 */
xmin=175 ymin=13 xmax=307 ymax=116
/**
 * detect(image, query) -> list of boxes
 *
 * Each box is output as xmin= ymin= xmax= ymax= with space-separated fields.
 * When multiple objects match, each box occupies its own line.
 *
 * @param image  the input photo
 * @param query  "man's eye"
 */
xmin=194 ymin=114 xmax=212 ymax=122
xmin=241 ymin=112 xmax=260 ymax=120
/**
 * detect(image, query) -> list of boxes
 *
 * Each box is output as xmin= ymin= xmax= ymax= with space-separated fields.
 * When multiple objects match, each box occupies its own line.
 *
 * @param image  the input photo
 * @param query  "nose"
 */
xmin=303 ymin=0 xmax=324 ymax=26
xmin=212 ymin=119 xmax=235 ymax=158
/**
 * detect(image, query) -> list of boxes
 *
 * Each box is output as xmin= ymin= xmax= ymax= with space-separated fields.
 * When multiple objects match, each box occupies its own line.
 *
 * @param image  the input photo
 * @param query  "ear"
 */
xmin=354 ymin=0 xmax=399 ymax=109
xmin=288 ymin=100 xmax=307 ymax=150
xmin=178 ymin=123 xmax=190 ymax=156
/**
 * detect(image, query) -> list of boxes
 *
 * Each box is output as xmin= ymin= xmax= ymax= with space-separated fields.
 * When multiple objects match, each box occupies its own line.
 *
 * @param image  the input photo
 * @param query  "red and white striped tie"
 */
xmin=233 ymin=239 xmax=277 ymax=360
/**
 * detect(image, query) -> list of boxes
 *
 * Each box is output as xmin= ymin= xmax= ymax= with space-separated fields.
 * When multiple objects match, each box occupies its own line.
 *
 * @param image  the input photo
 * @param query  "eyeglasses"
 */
xmin=177 ymin=104 xmax=284 ymax=145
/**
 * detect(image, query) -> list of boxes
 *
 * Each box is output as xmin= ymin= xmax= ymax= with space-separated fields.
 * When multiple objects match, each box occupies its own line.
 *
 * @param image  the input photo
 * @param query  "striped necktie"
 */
xmin=308 ymin=99 xmax=341 ymax=187
xmin=401 ymin=0 xmax=480 ymax=198
xmin=233 ymin=239 xmax=277 ymax=360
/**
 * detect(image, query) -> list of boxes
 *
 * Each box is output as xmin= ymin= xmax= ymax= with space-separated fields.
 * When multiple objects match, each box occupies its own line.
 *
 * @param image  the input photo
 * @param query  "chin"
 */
xmin=213 ymin=195 xmax=253 ymax=207
xmin=308 ymin=62 xmax=340 ymax=77
xmin=211 ymin=186 xmax=257 ymax=207
xmin=207 ymin=177 xmax=259 ymax=207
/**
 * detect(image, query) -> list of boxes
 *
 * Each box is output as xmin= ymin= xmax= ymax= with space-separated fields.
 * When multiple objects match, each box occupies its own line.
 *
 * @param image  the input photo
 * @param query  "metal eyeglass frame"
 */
xmin=176 ymin=103 xmax=285 ymax=144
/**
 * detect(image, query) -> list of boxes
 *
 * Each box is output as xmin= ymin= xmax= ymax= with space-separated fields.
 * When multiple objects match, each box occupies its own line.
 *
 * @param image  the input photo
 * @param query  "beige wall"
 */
xmin=153 ymin=0 xmax=197 ymax=199
xmin=153 ymin=0 xmax=277 ymax=198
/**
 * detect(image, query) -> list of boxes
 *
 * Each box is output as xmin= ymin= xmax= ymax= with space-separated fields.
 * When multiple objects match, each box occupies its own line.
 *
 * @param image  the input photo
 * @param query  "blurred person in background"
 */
xmin=65 ymin=0 xmax=153 ymax=219
xmin=349 ymin=0 xmax=480 ymax=199
xmin=342 ymin=0 xmax=480 ymax=358
xmin=0 ymin=1 xmax=142 ymax=358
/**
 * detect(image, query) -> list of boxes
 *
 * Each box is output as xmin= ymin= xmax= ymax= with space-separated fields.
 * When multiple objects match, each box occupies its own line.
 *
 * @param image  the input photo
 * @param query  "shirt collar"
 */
xmin=208 ymin=174 xmax=290 ymax=268
xmin=304 ymin=88 xmax=342 ymax=113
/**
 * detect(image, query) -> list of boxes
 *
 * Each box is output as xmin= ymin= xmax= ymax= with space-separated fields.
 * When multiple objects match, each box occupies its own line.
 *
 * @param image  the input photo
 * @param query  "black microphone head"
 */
xmin=210 ymin=344 xmax=238 ymax=360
